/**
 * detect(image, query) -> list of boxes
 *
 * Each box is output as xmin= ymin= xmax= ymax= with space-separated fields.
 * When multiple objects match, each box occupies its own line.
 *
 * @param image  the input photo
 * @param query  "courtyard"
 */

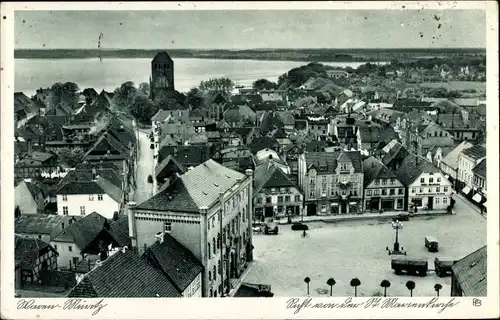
xmin=243 ymin=195 xmax=486 ymax=297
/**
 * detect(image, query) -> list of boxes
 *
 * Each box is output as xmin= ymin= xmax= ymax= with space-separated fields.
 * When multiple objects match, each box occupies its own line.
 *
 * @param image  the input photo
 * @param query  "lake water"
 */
xmin=15 ymin=58 xmax=380 ymax=96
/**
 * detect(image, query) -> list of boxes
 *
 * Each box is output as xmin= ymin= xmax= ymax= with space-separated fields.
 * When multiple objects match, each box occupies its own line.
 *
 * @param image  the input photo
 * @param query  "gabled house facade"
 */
xmin=396 ymin=155 xmax=453 ymax=211
xmin=363 ymin=156 xmax=405 ymax=212
xmin=252 ymin=162 xmax=303 ymax=221
xmin=298 ymin=151 xmax=364 ymax=216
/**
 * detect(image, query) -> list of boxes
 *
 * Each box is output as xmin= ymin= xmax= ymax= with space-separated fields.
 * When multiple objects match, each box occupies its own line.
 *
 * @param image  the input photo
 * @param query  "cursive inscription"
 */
xmin=17 ymin=298 xmax=108 ymax=316
xmin=286 ymin=297 xmax=460 ymax=314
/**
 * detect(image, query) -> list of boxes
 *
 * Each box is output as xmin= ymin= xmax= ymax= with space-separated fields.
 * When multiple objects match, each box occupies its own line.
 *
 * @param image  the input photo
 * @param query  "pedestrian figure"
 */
xmin=302 ymin=230 xmax=307 ymax=238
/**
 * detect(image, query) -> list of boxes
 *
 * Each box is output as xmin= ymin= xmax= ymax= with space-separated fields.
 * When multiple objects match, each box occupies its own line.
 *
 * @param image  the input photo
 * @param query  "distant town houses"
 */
xmin=14 ymin=50 xmax=488 ymax=298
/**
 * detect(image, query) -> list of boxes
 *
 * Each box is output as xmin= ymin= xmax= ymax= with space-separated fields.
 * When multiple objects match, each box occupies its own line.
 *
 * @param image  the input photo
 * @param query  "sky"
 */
xmin=14 ymin=10 xmax=486 ymax=49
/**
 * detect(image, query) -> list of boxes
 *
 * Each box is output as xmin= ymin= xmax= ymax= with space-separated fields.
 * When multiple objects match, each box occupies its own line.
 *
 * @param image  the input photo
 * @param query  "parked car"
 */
xmin=263 ymin=219 xmax=279 ymax=235
xmin=147 ymin=175 xmax=153 ymax=184
xmin=150 ymin=143 xmax=155 ymax=149
xmin=252 ymin=222 xmax=263 ymax=233
xmin=434 ymin=257 xmax=456 ymax=277
xmin=391 ymin=256 xmax=428 ymax=276
xmin=393 ymin=213 xmax=409 ymax=221
xmin=291 ymin=223 xmax=309 ymax=231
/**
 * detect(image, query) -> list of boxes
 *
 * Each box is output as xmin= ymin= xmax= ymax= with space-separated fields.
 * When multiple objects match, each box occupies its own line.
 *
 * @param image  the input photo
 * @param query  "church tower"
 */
xmin=149 ymin=51 xmax=175 ymax=100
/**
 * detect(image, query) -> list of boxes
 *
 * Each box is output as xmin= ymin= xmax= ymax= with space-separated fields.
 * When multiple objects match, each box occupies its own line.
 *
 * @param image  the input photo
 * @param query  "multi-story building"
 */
xmin=439 ymin=141 xmax=474 ymax=189
xmin=298 ymin=151 xmax=363 ymax=216
xmin=56 ymin=167 xmax=124 ymax=219
xmin=130 ymin=159 xmax=254 ymax=297
xmin=471 ymin=159 xmax=486 ymax=209
xmin=457 ymin=144 xmax=486 ymax=195
xmin=307 ymin=116 xmax=332 ymax=140
xmin=253 ymin=162 xmax=303 ymax=221
xmin=363 ymin=156 xmax=406 ymax=212
xmin=396 ymin=155 xmax=453 ymax=211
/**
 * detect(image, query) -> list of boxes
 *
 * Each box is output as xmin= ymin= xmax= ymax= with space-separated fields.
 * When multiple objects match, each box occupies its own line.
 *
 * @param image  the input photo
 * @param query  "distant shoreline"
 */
xmin=14 ymin=48 xmax=486 ymax=62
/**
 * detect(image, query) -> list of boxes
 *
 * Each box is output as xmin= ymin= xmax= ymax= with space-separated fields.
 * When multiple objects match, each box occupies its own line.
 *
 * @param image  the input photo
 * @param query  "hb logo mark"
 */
xmin=472 ymin=298 xmax=482 ymax=307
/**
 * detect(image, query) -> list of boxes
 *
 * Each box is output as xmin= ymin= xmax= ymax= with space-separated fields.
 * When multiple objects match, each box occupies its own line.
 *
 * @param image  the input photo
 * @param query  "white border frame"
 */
xmin=1 ymin=2 xmax=498 ymax=319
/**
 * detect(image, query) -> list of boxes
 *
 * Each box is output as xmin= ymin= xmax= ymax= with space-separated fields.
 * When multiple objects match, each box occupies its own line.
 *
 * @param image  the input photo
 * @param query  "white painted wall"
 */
xmin=56 ymin=194 xmax=120 ymax=219
xmin=408 ymin=172 xmax=453 ymax=210
xmin=50 ymin=241 xmax=83 ymax=270
xmin=182 ymin=273 xmax=202 ymax=298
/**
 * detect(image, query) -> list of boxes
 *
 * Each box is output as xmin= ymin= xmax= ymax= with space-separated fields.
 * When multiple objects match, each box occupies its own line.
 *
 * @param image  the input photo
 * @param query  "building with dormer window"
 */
xmin=298 ymin=151 xmax=363 ymax=216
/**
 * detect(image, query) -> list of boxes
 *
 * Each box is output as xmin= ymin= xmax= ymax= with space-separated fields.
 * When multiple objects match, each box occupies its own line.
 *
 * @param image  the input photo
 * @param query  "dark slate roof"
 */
xmin=304 ymin=151 xmax=340 ymax=173
xmin=155 ymin=154 xmax=187 ymax=179
xmin=67 ymin=249 xmax=182 ymax=298
xmin=137 ymin=159 xmax=246 ymax=212
xmin=15 ymin=215 xmax=82 ymax=238
xmin=304 ymin=150 xmax=363 ymax=174
xmin=143 ymin=234 xmax=204 ymax=292
xmin=51 ymin=212 xmax=108 ymax=249
xmin=249 ymin=136 xmax=279 ymax=154
xmin=363 ymin=156 xmax=397 ymax=187
xmin=158 ymin=145 xmax=209 ymax=167
xmin=56 ymin=168 xmax=122 ymax=198
xmin=14 ymin=92 xmax=37 ymax=113
xmin=108 ymin=215 xmax=130 ymax=247
xmin=472 ymin=159 xmax=486 ymax=177
xmin=24 ymin=180 xmax=45 ymax=199
xmin=253 ymin=162 xmax=296 ymax=195
xmin=153 ymin=51 xmax=173 ymax=62
xmin=451 ymin=246 xmax=487 ymax=296
xmin=461 ymin=144 xmax=486 ymax=160
xmin=234 ymin=283 xmax=274 ymax=297
xmin=359 ymin=126 xmax=398 ymax=143
xmin=395 ymin=154 xmax=440 ymax=186
xmin=381 ymin=140 xmax=410 ymax=167
xmin=15 ymin=236 xmax=55 ymax=269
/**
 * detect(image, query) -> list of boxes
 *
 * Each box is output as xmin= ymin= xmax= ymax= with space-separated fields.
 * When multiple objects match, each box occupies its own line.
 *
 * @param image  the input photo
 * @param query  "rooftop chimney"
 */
xmin=92 ymin=168 xmax=97 ymax=180
xmin=27 ymin=140 xmax=33 ymax=156
xmin=126 ymin=202 xmax=137 ymax=250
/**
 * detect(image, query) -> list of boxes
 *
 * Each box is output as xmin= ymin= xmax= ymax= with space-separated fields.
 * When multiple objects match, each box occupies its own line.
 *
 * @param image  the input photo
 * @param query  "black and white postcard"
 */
xmin=1 ymin=1 xmax=498 ymax=319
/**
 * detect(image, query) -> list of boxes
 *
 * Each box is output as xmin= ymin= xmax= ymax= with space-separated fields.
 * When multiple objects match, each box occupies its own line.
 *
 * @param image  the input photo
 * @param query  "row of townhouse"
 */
xmin=296 ymin=148 xmax=452 ymax=216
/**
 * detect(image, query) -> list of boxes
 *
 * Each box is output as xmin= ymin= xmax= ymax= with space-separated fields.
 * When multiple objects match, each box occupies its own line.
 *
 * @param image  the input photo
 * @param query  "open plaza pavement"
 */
xmin=243 ymin=194 xmax=486 ymax=297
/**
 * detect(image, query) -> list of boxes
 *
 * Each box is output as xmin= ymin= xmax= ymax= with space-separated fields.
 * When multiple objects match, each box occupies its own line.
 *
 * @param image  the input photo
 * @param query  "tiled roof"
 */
xmin=158 ymin=145 xmax=209 ymax=167
xmin=15 ymin=236 xmax=55 ymax=269
xmin=359 ymin=126 xmax=398 ymax=143
xmin=51 ymin=212 xmax=108 ymax=249
xmin=395 ymin=154 xmax=440 ymax=186
xmin=137 ymin=159 xmax=247 ymax=212
xmin=108 ymin=215 xmax=130 ymax=247
xmin=381 ymin=140 xmax=409 ymax=167
xmin=143 ymin=234 xmax=204 ymax=292
xmin=151 ymin=109 xmax=174 ymax=122
xmin=24 ymin=180 xmax=45 ymax=199
xmin=461 ymin=144 xmax=486 ymax=160
xmin=15 ymin=215 xmax=82 ymax=238
xmin=67 ymin=249 xmax=181 ymax=298
xmin=440 ymin=141 xmax=474 ymax=170
xmin=155 ymin=155 xmax=187 ymax=179
xmin=253 ymin=162 xmax=296 ymax=195
xmin=249 ymin=137 xmax=279 ymax=154
xmin=472 ymin=159 xmax=486 ymax=177
xmin=56 ymin=168 xmax=122 ymax=196
xmin=304 ymin=151 xmax=340 ymax=173
xmin=451 ymin=245 xmax=487 ymax=296
xmin=95 ymin=175 xmax=123 ymax=203
xmin=363 ymin=156 xmax=397 ymax=187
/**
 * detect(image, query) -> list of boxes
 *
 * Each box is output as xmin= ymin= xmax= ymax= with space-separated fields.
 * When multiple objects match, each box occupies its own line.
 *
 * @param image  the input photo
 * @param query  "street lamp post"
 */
xmin=392 ymin=220 xmax=403 ymax=252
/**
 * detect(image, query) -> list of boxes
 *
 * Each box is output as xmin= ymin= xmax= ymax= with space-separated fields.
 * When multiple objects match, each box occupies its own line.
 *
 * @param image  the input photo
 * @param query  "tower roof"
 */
xmin=153 ymin=51 xmax=173 ymax=62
